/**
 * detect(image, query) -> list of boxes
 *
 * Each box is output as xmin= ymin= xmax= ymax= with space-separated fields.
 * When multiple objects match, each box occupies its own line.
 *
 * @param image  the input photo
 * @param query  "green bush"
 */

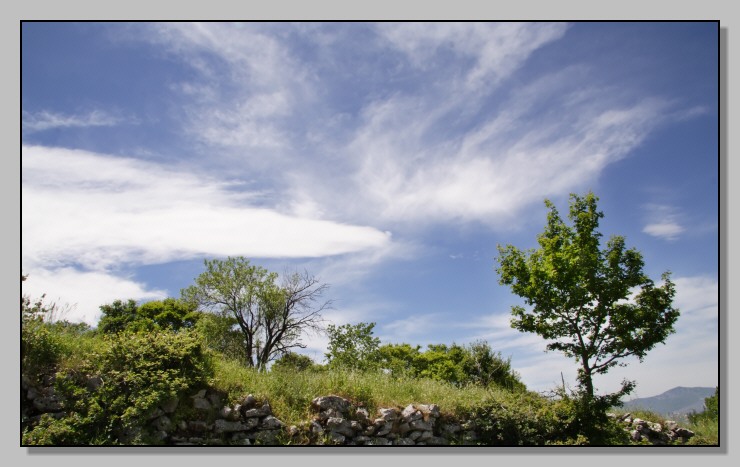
xmin=98 ymin=298 xmax=200 ymax=334
xmin=193 ymin=311 xmax=249 ymax=364
xmin=23 ymin=329 xmax=213 ymax=445
xmin=378 ymin=341 xmax=525 ymax=391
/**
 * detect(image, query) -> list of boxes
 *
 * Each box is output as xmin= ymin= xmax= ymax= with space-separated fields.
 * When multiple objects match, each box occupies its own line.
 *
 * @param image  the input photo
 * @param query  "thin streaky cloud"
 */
xmin=22 ymin=109 xmax=132 ymax=133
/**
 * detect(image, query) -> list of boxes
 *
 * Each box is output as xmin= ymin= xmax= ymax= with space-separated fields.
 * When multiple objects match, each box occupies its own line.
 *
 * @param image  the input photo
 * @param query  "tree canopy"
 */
xmin=496 ymin=192 xmax=679 ymax=399
xmin=182 ymin=256 xmax=329 ymax=370
xmin=98 ymin=298 xmax=200 ymax=334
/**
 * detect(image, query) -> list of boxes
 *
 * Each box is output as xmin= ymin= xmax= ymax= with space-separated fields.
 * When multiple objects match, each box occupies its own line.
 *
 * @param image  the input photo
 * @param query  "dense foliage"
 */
xmin=496 ymin=192 xmax=679 ymax=403
xmin=22 ymin=327 xmax=212 ymax=445
xmin=325 ymin=322 xmax=382 ymax=371
xmin=324 ymin=321 xmax=525 ymax=391
xmin=98 ymin=298 xmax=200 ymax=333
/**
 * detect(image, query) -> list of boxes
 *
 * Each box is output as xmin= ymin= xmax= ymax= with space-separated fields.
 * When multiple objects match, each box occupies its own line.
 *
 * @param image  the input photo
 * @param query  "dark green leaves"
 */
xmin=496 ymin=192 xmax=679 ymax=399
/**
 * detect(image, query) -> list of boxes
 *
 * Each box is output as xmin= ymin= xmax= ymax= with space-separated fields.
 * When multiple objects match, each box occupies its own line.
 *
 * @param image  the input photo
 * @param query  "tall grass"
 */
xmin=211 ymin=357 xmax=510 ymax=426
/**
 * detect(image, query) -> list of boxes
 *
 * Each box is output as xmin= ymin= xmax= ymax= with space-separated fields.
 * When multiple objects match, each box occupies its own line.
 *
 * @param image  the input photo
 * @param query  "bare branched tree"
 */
xmin=182 ymin=257 xmax=330 ymax=370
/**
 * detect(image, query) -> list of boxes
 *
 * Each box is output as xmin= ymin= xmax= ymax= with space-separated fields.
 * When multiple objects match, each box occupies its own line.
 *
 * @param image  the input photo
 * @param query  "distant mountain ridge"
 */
xmin=621 ymin=386 xmax=715 ymax=418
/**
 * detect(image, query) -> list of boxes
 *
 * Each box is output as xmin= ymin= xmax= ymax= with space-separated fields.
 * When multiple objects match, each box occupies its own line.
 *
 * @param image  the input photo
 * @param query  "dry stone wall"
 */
xmin=22 ymin=376 xmax=695 ymax=446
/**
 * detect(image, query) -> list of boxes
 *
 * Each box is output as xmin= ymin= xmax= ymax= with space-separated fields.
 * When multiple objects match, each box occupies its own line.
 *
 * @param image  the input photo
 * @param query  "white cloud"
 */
xmin=336 ymin=77 xmax=668 ymax=229
xmin=22 ymin=109 xmax=131 ymax=133
xmin=22 ymin=144 xmax=392 ymax=323
xmin=22 ymin=145 xmax=390 ymax=270
xmin=643 ymin=222 xmax=685 ymax=240
xmin=642 ymin=204 xmax=686 ymax=240
xmin=22 ymin=268 xmax=167 ymax=325
xmin=377 ymin=22 xmax=570 ymax=91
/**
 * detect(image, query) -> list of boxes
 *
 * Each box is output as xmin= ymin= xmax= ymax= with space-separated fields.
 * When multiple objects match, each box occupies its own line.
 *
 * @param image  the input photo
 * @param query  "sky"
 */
xmin=21 ymin=21 xmax=718 ymax=399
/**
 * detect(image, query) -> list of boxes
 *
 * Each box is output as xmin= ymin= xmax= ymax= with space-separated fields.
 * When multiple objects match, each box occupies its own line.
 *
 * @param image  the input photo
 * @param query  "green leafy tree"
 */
xmin=194 ymin=310 xmax=248 ymax=363
xmin=137 ymin=298 xmax=200 ymax=330
xmin=182 ymin=257 xmax=329 ymax=370
xmin=325 ymin=322 xmax=381 ymax=371
xmin=271 ymin=351 xmax=321 ymax=372
xmin=97 ymin=299 xmax=142 ymax=333
xmin=378 ymin=343 xmax=422 ymax=377
xmin=98 ymin=298 xmax=199 ymax=333
xmin=463 ymin=340 xmax=525 ymax=391
xmin=496 ymin=192 xmax=679 ymax=401
xmin=378 ymin=341 xmax=524 ymax=390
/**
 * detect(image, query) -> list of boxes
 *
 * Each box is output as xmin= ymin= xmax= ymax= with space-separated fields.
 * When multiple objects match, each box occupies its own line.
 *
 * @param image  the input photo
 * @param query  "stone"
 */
xmin=418 ymin=404 xmax=440 ymax=419
xmin=648 ymin=422 xmax=662 ymax=433
xmin=366 ymin=437 xmax=392 ymax=446
xmin=253 ymin=430 xmax=281 ymax=445
xmin=311 ymin=395 xmax=351 ymax=414
xmin=244 ymin=417 xmax=260 ymax=430
xmin=310 ymin=420 xmax=324 ymax=434
xmin=192 ymin=397 xmax=212 ymax=411
xmin=407 ymin=430 xmax=422 ymax=442
xmin=427 ymin=436 xmax=450 ymax=446
xmin=151 ymin=430 xmax=168 ymax=442
xmin=26 ymin=386 xmax=39 ymax=400
xmin=146 ymin=408 xmax=165 ymax=420
xmin=326 ymin=431 xmax=346 ymax=445
xmin=674 ymin=428 xmax=695 ymax=439
xmin=317 ymin=408 xmax=343 ymax=421
xmin=378 ymin=407 xmax=399 ymax=422
xmin=243 ymin=406 xmax=270 ymax=418
xmin=208 ymin=392 xmax=223 ymax=407
xmin=397 ymin=422 xmax=411 ymax=435
xmin=354 ymin=435 xmax=372 ymax=445
xmin=401 ymin=404 xmax=422 ymax=422
xmin=417 ymin=430 xmax=433 ymax=442
xmin=151 ymin=415 xmax=172 ymax=432
xmin=33 ymin=395 xmax=61 ymax=412
xmin=214 ymin=419 xmax=249 ymax=433
xmin=394 ymin=437 xmax=415 ymax=446
xmin=439 ymin=423 xmax=462 ymax=436
xmin=326 ymin=416 xmax=353 ymax=436
xmin=410 ymin=419 xmax=434 ymax=432
xmin=192 ymin=389 xmax=207 ymax=399
xmin=261 ymin=415 xmax=285 ymax=430
xmin=355 ymin=408 xmax=370 ymax=423
xmin=188 ymin=420 xmax=209 ymax=433
xmin=664 ymin=420 xmax=678 ymax=431
xmin=375 ymin=422 xmax=392 ymax=437
xmin=219 ymin=406 xmax=234 ymax=420
xmin=160 ymin=397 xmax=179 ymax=414
xmin=630 ymin=430 xmax=642 ymax=441
xmin=241 ymin=394 xmax=257 ymax=410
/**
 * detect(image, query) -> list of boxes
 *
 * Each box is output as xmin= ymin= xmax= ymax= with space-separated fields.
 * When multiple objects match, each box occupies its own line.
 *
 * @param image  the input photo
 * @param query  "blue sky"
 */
xmin=21 ymin=22 xmax=718 ymax=399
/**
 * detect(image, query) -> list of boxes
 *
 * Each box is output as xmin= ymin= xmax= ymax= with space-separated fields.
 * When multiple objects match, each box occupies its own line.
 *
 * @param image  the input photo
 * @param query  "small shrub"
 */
xmin=23 ymin=329 xmax=213 ymax=445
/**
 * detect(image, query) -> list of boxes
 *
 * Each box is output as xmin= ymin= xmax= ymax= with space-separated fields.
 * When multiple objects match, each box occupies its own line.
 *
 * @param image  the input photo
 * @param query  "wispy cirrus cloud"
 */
xmin=642 ymin=204 xmax=685 ymax=240
xmin=377 ymin=22 xmax=570 ymax=91
xmin=22 ymin=109 xmax=133 ymax=133
xmin=125 ymin=23 xmax=690 ymax=236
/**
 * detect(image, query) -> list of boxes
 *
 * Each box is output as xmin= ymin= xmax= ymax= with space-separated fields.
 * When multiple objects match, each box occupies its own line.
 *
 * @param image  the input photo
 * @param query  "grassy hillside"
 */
xmin=21 ymin=301 xmax=718 ymax=446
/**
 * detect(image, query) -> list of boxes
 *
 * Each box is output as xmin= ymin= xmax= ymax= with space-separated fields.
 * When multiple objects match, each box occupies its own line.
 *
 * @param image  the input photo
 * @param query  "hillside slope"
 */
xmin=622 ymin=387 xmax=715 ymax=417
